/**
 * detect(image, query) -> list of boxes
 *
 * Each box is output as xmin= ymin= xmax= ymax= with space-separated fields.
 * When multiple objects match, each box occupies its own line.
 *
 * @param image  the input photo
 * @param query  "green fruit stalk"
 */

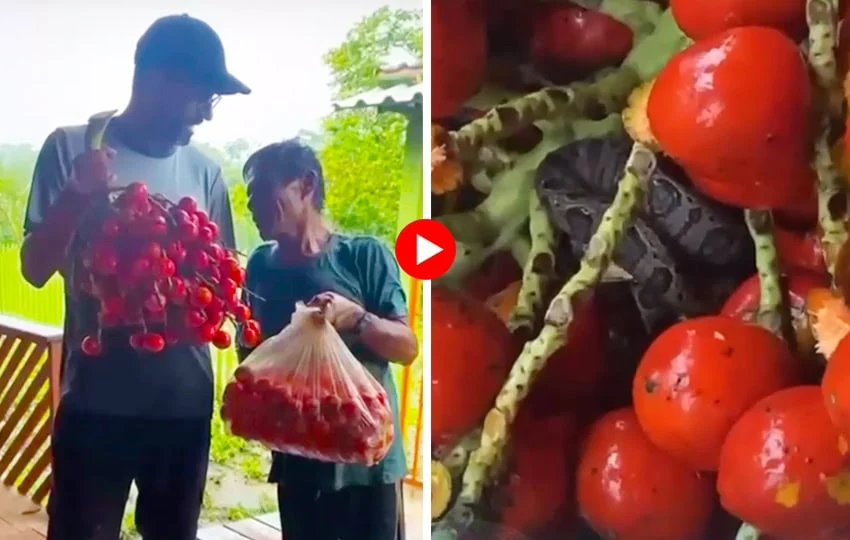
xmin=744 ymin=209 xmax=784 ymax=336
xmin=509 ymin=191 xmax=556 ymax=332
xmin=808 ymin=0 xmax=848 ymax=281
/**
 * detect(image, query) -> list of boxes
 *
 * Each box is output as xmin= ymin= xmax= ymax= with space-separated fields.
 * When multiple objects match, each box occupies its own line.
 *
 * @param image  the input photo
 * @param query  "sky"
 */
xmin=0 ymin=0 xmax=421 ymax=148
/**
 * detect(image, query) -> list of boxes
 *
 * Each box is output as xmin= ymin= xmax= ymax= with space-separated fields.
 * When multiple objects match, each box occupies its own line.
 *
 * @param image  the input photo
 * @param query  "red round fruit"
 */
xmin=577 ymin=408 xmax=715 ymax=540
xmin=721 ymin=270 xmax=828 ymax=362
xmin=171 ymin=208 xmax=191 ymax=224
xmin=206 ymin=243 xmax=225 ymax=261
xmin=671 ymin=0 xmax=808 ymax=41
xmin=101 ymin=217 xmax=121 ymax=236
xmin=821 ymin=335 xmax=850 ymax=436
xmin=179 ymin=221 xmax=199 ymax=240
xmin=239 ymin=327 xmax=260 ymax=348
xmin=189 ymin=250 xmax=210 ymax=269
xmin=177 ymin=196 xmax=198 ymax=213
xmin=528 ymin=3 xmax=633 ymax=83
xmin=143 ymin=294 xmax=164 ymax=313
xmin=141 ymin=333 xmax=166 ymax=353
xmin=142 ymin=241 xmax=162 ymax=260
xmin=432 ymin=287 xmax=519 ymax=450
xmin=773 ymin=227 xmax=826 ymax=274
xmin=205 ymin=308 xmax=225 ymax=329
xmin=186 ymin=310 xmax=206 ymax=327
xmin=131 ymin=258 xmax=151 ymax=278
xmin=633 ymin=315 xmax=800 ymax=471
xmin=198 ymin=225 xmax=216 ymax=242
xmin=129 ymin=333 xmax=145 ymax=350
xmin=493 ymin=407 xmax=578 ymax=534
xmin=718 ymin=386 xmax=850 ymax=539
xmin=244 ymin=319 xmax=261 ymax=334
xmin=194 ymin=210 xmax=210 ymax=226
xmin=647 ymin=26 xmax=813 ymax=209
xmin=526 ymin=294 xmax=606 ymax=416
xmin=203 ymin=222 xmax=219 ymax=240
xmin=198 ymin=324 xmax=218 ymax=342
xmin=154 ymin=258 xmax=176 ymax=278
xmin=147 ymin=215 xmax=168 ymax=235
xmin=432 ymin=0 xmax=487 ymax=118
xmin=212 ymin=330 xmax=232 ymax=349
xmin=192 ymin=286 xmax=214 ymax=307
xmin=80 ymin=335 xmax=103 ymax=356
xmin=166 ymin=240 xmax=186 ymax=260
xmin=125 ymin=182 xmax=149 ymax=202
xmin=167 ymin=278 xmax=187 ymax=303
xmin=222 ymin=258 xmax=244 ymax=282
xmin=233 ymin=303 xmax=251 ymax=322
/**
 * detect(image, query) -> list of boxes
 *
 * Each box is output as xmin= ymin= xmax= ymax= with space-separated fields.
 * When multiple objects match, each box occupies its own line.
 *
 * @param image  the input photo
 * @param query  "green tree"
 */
xmin=323 ymin=7 xmax=423 ymax=98
xmin=319 ymin=7 xmax=422 ymax=243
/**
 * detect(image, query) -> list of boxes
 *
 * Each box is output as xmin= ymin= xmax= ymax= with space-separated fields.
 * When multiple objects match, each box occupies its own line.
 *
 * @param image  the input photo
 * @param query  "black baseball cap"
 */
xmin=135 ymin=14 xmax=251 ymax=95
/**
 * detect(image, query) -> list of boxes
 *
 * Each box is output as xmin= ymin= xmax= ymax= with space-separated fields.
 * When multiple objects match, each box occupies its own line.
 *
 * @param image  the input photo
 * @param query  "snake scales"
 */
xmin=536 ymin=135 xmax=756 ymax=334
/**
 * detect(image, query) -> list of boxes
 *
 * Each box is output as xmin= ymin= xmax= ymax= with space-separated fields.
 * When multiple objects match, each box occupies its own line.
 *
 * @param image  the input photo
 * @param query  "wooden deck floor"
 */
xmin=0 ymin=485 xmax=422 ymax=540
xmin=198 ymin=484 xmax=424 ymax=540
xmin=0 ymin=487 xmax=47 ymax=539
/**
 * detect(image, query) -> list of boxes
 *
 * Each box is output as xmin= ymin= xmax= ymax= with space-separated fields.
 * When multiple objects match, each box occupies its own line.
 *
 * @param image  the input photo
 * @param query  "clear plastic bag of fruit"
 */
xmin=221 ymin=302 xmax=394 ymax=465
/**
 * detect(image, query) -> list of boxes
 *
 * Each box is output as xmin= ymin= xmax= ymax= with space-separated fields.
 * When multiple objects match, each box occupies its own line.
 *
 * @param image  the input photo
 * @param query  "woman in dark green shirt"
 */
xmin=237 ymin=139 xmax=418 ymax=540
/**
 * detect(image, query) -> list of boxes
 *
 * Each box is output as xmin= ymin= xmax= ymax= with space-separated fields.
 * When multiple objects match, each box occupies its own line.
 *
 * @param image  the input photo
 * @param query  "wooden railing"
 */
xmin=0 ymin=315 xmax=63 ymax=507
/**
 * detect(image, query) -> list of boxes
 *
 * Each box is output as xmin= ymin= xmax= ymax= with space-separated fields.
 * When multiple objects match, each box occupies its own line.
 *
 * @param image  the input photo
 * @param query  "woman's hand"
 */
xmin=308 ymin=292 xmax=366 ymax=330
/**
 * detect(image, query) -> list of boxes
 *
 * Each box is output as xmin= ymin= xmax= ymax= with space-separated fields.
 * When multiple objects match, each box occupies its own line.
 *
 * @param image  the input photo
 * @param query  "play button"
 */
xmin=395 ymin=219 xmax=456 ymax=280
xmin=416 ymin=234 xmax=443 ymax=265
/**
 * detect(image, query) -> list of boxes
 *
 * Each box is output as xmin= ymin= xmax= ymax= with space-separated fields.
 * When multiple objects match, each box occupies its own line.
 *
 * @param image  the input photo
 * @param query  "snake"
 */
xmin=535 ymin=134 xmax=756 ymax=334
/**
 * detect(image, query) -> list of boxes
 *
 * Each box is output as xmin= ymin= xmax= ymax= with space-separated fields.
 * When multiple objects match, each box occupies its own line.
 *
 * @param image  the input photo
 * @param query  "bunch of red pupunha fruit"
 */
xmin=223 ymin=365 xmax=395 ymax=465
xmin=72 ymin=181 xmax=262 ymax=355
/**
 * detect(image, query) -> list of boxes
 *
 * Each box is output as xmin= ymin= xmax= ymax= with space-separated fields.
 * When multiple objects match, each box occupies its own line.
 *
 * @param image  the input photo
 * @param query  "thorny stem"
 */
xmin=450 ymin=68 xmax=641 ymax=164
xmin=808 ymin=0 xmax=840 ymax=101
xmin=434 ymin=143 xmax=658 ymax=536
xmin=744 ymin=209 xmax=784 ymax=336
xmin=509 ymin=191 xmax=556 ymax=333
xmin=807 ymin=0 xmax=848 ymax=283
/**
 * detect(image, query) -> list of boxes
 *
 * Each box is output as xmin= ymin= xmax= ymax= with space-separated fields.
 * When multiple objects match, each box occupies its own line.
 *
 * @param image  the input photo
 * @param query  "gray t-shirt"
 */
xmin=23 ymin=123 xmax=236 ymax=418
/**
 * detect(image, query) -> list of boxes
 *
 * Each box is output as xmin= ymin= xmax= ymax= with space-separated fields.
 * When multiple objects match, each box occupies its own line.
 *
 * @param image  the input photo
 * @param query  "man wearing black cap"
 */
xmin=19 ymin=14 xmax=249 ymax=539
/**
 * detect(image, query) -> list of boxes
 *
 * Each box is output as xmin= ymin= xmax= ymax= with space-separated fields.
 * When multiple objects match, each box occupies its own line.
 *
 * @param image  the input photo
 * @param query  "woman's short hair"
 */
xmin=242 ymin=138 xmax=325 ymax=209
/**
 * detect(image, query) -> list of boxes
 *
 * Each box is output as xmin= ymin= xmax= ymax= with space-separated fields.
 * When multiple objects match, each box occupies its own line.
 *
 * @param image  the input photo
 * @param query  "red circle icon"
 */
xmin=395 ymin=219 xmax=456 ymax=280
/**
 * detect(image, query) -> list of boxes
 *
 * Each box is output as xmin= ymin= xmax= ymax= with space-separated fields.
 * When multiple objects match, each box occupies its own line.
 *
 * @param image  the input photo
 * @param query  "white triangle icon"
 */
xmin=416 ymin=234 xmax=443 ymax=265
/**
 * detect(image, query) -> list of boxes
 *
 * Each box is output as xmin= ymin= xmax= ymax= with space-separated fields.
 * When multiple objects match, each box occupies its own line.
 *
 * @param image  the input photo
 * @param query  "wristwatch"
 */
xmin=353 ymin=311 xmax=375 ymax=335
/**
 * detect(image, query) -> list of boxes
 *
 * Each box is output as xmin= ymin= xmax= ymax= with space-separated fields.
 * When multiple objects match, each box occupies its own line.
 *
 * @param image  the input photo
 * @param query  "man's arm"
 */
xmin=359 ymin=313 xmax=418 ymax=366
xmin=20 ymin=130 xmax=88 ymax=288
xmin=358 ymin=238 xmax=418 ymax=365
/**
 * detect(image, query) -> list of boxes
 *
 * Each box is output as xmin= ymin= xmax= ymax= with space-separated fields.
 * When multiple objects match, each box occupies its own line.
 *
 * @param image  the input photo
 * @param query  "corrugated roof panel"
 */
xmin=331 ymin=83 xmax=423 ymax=111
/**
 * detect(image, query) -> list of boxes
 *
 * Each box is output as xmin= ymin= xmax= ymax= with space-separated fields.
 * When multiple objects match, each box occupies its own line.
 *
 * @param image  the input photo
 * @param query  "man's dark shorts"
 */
xmin=47 ymin=405 xmax=210 ymax=540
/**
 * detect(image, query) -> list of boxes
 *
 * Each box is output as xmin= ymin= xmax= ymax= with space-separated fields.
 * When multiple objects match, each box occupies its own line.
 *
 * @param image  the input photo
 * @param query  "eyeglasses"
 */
xmin=209 ymin=94 xmax=221 ymax=109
